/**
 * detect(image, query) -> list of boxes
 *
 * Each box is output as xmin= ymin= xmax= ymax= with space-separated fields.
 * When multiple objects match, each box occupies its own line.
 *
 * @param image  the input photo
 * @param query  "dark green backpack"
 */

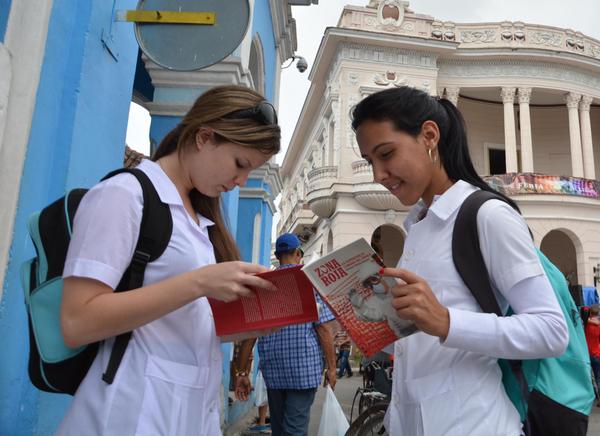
xmin=452 ymin=189 xmax=594 ymax=436
xmin=20 ymin=168 xmax=172 ymax=395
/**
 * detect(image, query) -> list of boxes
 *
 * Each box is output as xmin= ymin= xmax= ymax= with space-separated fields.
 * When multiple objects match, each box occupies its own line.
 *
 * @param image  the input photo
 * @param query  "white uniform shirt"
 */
xmin=58 ymin=160 xmax=223 ymax=436
xmin=388 ymin=180 xmax=566 ymax=436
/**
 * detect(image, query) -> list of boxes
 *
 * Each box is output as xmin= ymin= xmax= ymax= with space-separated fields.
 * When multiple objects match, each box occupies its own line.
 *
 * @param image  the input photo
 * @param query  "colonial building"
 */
xmin=278 ymin=0 xmax=600 ymax=289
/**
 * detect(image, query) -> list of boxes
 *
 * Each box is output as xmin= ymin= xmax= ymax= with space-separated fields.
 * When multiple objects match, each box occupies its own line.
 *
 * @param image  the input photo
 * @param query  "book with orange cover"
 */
xmin=208 ymin=266 xmax=319 ymax=338
xmin=302 ymin=238 xmax=418 ymax=356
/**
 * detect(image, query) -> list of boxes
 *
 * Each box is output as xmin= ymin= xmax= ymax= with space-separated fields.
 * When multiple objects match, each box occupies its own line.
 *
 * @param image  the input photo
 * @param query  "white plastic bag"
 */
xmin=317 ymin=386 xmax=349 ymax=436
xmin=254 ymin=370 xmax=268 ymax=407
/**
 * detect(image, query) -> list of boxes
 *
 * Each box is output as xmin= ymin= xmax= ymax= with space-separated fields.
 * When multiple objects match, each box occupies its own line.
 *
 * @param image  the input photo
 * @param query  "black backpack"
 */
xmin=452 ymin=189 xmax=594 ymax=436
xmin=21 ymin=168 xmax=172 ymax=395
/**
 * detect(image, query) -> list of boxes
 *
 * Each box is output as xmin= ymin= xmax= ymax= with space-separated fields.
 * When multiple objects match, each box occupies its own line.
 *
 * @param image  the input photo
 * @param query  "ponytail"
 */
xmin=436 ymin=99 xmax=520 ymax=212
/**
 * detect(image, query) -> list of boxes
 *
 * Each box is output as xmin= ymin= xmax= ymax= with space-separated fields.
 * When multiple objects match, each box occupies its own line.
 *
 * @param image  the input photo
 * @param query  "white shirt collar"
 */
xmin=137 ymin=159 xmax=215 ymax=229
xmin=404 ymin=180 xmax=478 ymax=230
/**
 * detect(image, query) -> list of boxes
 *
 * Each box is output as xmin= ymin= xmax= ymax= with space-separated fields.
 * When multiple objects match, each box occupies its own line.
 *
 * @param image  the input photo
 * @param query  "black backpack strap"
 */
xmin=452 ymin=189 xmax=503 ymax=316
xmin=452 ymin=189 xmax=531 ymax=433
xmin=99 ymin=168 xmax=173 ymax=384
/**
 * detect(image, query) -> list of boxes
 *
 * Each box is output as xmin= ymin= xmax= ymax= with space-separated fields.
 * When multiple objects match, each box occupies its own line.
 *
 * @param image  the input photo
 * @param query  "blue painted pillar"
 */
xmin=0 ymin=0 xmax=11 ymax=42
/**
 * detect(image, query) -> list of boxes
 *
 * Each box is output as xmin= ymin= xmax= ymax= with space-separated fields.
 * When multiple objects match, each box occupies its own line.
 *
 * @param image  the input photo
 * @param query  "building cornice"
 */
xmin=143 ymin=54 xmax=250 ymax=89
xmin=249 ymin=160 xmax=283 ymax=198
xmin=239 ymin=187 xmax=278 ymax=214
xmin=269 ymin=0 xmax=296 ymax=63
xmin=338 ymin=3 xmax=600 ymax=63
xmin=438 ymin=59 xmax=600 ymax=98
xmin=142 ymin=54 xmax=251 ymax=116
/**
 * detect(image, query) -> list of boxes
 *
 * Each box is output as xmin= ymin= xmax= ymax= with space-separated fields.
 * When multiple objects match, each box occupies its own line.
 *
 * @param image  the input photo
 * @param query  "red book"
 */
xmin=208 ymin=266 xmax=319 ymax=337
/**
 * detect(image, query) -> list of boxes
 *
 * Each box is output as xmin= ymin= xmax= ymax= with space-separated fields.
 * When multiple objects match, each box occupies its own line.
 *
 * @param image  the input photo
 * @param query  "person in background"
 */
xmin=585 ymin=304 xmax=600 ymax=405
xmin=234 ymin=233 xmax=337 ymax=436
xmin=334 ymin=327 xmax=353 ymax=378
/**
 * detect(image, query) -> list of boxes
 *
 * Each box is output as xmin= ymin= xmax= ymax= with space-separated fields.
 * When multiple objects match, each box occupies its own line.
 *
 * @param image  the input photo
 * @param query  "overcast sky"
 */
xmin=127 ymin=0 xmax=600 ymax=162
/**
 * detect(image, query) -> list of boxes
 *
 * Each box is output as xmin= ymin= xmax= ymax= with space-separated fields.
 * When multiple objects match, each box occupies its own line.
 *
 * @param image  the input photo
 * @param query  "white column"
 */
xmin=501 ymin=87 xmax=518 ymax=173
xmin=579 ymin=95 xmax=595 ymax=180
xmin=518 ymin=87 xmax=534 ymax=173
xmin=444 ymin=87 xmax=460 ymax=106
xmin=565 ymin=92 xmax=584 ymax=178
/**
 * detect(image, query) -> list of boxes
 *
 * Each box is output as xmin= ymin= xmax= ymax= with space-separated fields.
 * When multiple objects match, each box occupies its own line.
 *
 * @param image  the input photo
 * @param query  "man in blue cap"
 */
xmin=234 ymin=233 xmax=337 ymax=436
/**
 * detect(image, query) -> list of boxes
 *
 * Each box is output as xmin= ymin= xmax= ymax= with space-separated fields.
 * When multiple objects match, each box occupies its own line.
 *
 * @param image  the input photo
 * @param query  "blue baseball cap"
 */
xmin=275 ymin=233 xmax=303 ymax=255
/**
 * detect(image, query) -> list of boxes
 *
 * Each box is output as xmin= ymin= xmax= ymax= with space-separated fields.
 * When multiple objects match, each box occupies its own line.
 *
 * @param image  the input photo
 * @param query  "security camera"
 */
xmin=296 ymin=56 xmax=308 ymax=73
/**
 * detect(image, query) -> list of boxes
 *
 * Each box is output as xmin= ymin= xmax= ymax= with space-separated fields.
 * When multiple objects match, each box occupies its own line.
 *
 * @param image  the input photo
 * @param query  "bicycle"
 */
xmin=346 ymin=361 xmax=392 ymax=436
xmin=345 ymin=403 xmax=388 ymax=436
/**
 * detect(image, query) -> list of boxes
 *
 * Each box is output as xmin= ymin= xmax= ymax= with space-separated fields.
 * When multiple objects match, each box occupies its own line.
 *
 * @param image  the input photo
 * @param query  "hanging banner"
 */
xmin=484 ymin=173 xmax=600 ymax=199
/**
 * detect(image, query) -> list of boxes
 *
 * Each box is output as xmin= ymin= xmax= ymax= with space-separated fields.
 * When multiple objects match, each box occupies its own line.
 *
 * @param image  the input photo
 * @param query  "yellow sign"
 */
xmin=125 ymin=10 xmax=215 ymax=25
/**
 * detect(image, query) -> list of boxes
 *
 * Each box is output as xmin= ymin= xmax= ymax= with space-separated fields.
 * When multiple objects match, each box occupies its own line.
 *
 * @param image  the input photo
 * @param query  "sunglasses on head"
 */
xmin=225 ymin=101 xmax=278 ymax=126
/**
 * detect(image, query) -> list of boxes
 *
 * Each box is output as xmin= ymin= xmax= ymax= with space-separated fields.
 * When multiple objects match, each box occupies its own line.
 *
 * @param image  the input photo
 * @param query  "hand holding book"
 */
xmin=382 ymin=267 xmax=450 ymax=340
xmin=208 ymin=266 xmax=318 ymax=337
xmin=302 ymin=238 xmax=418 ymax=357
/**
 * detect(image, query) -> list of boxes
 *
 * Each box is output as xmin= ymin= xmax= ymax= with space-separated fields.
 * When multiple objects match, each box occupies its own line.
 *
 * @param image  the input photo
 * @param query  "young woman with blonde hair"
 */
xmin=58 ymin=85 xmax=280 ymax=435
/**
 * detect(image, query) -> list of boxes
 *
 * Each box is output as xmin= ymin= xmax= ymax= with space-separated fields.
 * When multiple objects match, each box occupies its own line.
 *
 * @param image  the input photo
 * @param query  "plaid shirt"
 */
xmin=257 ymin=264 xmax=335 ymax=389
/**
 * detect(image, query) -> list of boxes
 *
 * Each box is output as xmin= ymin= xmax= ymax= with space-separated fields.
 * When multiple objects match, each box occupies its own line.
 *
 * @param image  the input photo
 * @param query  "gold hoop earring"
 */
xmin=428 ymin=148 xmax=438 ymax=164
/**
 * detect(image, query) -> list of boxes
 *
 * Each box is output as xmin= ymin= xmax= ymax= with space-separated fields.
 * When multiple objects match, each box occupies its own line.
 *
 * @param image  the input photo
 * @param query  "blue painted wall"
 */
xmin=0 ymin=0 xmax=10 ymax=42
xmin=0 ymin=0 xmax=139 ymax=434
xmin=148 ymin=114 xmax=179 ymax=155
xmin=251 ymin=0 xmax=277 ymax=102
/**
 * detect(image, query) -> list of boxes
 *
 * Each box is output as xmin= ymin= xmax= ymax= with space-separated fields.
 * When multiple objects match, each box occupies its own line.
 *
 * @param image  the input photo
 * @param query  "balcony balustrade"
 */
xmin=306 ymin=166 xmax=339 ymax=218
xmin=351 ymin=159 xmax=407 ymax=211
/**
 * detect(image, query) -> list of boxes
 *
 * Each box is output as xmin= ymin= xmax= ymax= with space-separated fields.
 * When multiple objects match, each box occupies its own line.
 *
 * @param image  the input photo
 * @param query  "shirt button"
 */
xmin=403 ymin=249 xmax=415 ymax=261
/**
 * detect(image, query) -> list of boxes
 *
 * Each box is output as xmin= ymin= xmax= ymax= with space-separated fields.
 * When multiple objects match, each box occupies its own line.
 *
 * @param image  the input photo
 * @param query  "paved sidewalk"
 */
xmin=230 ymin=374 xmax=600 ymax=435
xmin=308 ymin=375 xmax=600 ymax=436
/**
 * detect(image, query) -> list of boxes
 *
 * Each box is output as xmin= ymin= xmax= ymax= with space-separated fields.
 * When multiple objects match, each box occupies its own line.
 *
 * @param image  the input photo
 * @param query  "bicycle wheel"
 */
xmin=358 ymin=390 xmax=374 ymax=415
xmin=345 ymin=403 xmax=389 ymax=436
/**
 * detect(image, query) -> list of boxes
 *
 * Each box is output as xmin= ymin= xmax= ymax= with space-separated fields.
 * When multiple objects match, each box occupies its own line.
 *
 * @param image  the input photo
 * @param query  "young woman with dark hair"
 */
xmin=351 ymin=86 xmax=568 ymax=436
xmin=58 ymin=85 xmax=281 ymax=435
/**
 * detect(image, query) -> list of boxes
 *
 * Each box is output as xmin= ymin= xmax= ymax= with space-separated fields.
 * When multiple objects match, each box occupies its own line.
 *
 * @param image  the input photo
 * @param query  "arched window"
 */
xmin=248 ymin=35 xmax=265 ymax=95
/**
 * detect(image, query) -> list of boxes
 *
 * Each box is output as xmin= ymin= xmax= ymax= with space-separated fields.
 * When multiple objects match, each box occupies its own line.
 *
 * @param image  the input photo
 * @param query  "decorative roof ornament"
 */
xmin=374 ymin=1 xmax=409 ymax=27
xmin=373 ymin=71 xmax=408 ymax=87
